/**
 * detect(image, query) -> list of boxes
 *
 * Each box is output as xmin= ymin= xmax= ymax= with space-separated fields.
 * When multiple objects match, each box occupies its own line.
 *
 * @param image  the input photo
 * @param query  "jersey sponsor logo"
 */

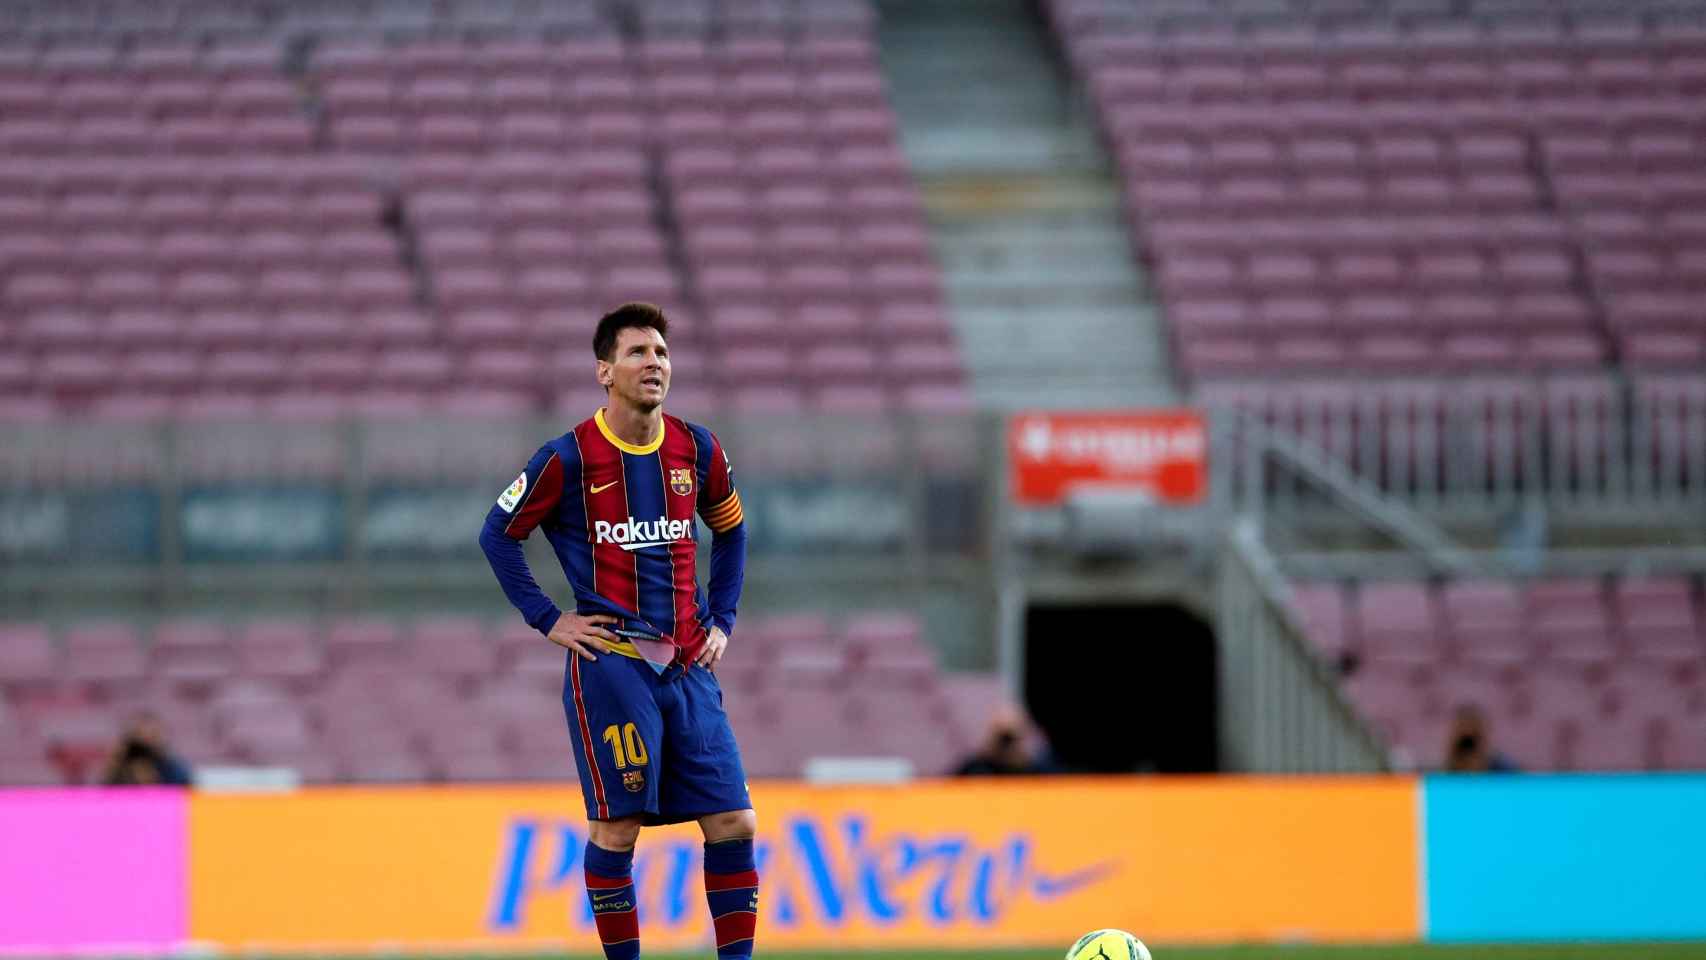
xmin=669 ymin=467 xmax=694 ymax=496
xmin=590 ymin=480 xmax=620 ymax=494
xmin=593 ymin=515 xmax=694 ymax=551
xmin=496 ymin=472 xmax=527 ymax=513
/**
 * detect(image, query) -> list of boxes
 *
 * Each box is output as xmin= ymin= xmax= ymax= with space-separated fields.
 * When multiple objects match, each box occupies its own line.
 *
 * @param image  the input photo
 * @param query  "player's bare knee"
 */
xmin=699 ymin=808 xmax=756 ymax=842
xmin=589 ymin=815 xmax=644 ymax=851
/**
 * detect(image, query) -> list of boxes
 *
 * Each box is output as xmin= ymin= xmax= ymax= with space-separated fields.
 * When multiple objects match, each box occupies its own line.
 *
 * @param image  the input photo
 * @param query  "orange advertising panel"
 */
xmin=188 ymin=778 xmax=1417 ymax=952
xmin=1008 ymin=410 xmax=1208 ymax=506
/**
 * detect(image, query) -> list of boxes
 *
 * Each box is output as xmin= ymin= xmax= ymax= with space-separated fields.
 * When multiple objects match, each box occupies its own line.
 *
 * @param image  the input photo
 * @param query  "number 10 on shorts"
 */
xmin=602 ymin=723 xmax=649 ymax=768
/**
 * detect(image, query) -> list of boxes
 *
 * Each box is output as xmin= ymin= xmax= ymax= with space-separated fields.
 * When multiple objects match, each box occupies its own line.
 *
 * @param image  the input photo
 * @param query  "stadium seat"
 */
xmin=0 ymin=624 xmax=58 ymax=686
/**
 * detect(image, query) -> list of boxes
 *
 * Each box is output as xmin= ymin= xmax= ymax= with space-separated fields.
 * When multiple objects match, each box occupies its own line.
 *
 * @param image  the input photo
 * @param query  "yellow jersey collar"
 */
xmin=595 ymin=407 xmax=666 ymax=455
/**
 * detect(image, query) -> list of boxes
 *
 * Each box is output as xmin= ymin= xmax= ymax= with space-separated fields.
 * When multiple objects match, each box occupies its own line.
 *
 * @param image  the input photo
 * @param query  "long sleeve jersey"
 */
xmin=479 ymin=408 xmax=748 ymax=669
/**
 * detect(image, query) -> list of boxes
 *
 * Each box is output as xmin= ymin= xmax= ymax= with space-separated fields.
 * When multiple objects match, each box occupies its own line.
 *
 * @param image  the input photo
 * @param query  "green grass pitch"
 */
xmin=269 ymin=947 xmax=1706 ymax=960
xmin=529 ymin=946 xmax=1706 ymax=960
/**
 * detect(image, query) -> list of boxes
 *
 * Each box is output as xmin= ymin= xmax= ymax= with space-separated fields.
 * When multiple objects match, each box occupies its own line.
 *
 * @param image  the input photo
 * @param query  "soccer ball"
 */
xmin=1066 ymin=928 xmax=1153 ymax=960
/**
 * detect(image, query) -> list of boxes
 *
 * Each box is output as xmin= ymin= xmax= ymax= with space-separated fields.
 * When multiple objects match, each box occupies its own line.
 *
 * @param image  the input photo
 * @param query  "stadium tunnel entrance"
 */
xmin=1023 ymin=603 xmax=1218 ymax=773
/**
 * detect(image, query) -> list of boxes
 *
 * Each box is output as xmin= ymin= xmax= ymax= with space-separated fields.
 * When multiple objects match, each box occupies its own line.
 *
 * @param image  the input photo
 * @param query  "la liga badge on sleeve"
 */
xmin=497 ymin=471 xmax=527 ymax=513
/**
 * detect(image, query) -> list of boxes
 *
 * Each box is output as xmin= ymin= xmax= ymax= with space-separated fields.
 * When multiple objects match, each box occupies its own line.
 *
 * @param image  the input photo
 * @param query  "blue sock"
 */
xmin=704 ymin=838 xmax=758 ymax=960
xmin=584 ymin=841 xmax=639 ymax=960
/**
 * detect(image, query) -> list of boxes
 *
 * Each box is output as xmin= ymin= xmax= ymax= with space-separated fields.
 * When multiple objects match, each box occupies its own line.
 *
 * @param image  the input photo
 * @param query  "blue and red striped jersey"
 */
xmin=479 ymin=408 xmax=747 ymax=667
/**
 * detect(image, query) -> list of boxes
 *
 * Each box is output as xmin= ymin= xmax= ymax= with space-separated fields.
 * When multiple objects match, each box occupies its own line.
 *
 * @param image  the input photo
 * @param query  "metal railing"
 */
xmin=1216 ymin=519 xmax=1389 ymax=773
xmin=1203 ymin=376 xmax=1706 ymax=523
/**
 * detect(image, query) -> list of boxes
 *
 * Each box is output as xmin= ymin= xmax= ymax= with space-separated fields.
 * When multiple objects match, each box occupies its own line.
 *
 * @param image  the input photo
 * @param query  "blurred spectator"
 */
xmin=1443 ymin=704 xmax=1519 ymax=773
xmin=101 ymin=713 xmax=193 ymax=786
xmin=954 ymin=705 xmax=1047 ymax=776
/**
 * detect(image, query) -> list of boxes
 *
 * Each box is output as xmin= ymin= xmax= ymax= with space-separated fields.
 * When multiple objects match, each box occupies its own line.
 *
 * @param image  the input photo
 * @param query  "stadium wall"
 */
xmin=1 ymin=776 xmax=1702 ymax=953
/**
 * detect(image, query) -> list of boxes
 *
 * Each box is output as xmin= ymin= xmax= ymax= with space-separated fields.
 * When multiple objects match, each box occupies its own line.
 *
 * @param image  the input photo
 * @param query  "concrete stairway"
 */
xmin=877 ymin=0 xmax=1178 ymax=410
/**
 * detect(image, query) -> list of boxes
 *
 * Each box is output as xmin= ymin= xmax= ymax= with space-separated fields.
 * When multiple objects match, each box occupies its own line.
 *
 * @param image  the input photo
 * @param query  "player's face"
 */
xmin=599 ymin=326 xmax=670 ymax=411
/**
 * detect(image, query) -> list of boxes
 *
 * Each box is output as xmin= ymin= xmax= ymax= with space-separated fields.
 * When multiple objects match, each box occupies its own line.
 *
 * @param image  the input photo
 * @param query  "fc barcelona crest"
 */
xmin=622 ymin=769 xmax=646 ymax=793
xmin=669 ymin=467 xmax=694 ymax=496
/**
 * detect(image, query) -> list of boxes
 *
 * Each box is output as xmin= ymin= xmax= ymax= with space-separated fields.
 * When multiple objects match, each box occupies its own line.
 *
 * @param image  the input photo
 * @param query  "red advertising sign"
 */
xmin=1008 ymin=409 xmax=1208 ymax=505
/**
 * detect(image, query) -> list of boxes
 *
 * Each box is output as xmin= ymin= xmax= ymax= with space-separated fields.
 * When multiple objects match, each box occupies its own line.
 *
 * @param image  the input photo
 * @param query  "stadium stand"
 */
xmin=0 ymin=0 xmax=963 ymax=419
xmin=1291 ymin=575 xmax=1706 ymax=771
xmin=1047 ymin=0 xmax=1706 ymax=383
xmin=4 ymin=0 xmax=1704 ymax=789
xmin=0 ymin=0 xmax=989 ymax=786
xmin=1042 ymin=0 xmax=1706 ymax=772
xmin=0 ymin=611 xmax=995 ymax=785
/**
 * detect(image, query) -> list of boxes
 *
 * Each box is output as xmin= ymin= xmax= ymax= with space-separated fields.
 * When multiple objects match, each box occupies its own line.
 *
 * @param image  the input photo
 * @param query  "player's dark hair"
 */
xmin=593 ymin=302 xmax=669 ymax=362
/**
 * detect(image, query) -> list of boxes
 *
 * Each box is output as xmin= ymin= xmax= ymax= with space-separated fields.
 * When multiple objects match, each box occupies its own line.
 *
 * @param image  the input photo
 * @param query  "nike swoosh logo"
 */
xmin=590 ymin=481 xmax=619 ymax=494
xmin=1031 ymin=861 xmax=1119 ymax=899
xmin=591 ymin=891 xmax=625 ymax=901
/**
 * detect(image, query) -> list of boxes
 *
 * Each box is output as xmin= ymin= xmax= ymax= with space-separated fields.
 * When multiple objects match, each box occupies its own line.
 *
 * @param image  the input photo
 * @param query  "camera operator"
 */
xmin=954 ymin=705 xmax=1050 ymax=776
xmin=101 ymin=712 xmax=193 ymax=787
xmin=1443 ymin=703 xmax=1519 ymax=773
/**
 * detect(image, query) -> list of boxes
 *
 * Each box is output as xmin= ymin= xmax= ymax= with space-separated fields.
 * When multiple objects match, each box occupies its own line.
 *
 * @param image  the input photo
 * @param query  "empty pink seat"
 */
xmin=153 ymin=626 xmax=237 ymax=684
xmin=410 ymin=617 xmax=495 ymax=677
xmin=1528 ymin=579 xmax=1616 ymax=663
xmin=1288 ymin=583 xmax=1349 ymax=659
xmin=774 ymin=642 xmax=848 ymax=690
xmin=1442 ymin=581 xmax=1529 ymax=665
xmin=1354 ymin=582 xmax=1442 ymax=664
xmin=0 ymin=623 xmax=57 ymax=683
xmin=179 ymin=311 xmax=265 ymax=349
xmin=1657 ymin=714 xmax=1706 ymax=770
xmin=63 ymin=623 xmax=147 ymax=683
xmin=1563 ymin=706 xmax=1662 ymax=772
xmin=236 ymin=621 xmax=325 ymax=681
xmin=321 ymin=618 xmax=400 ymax=670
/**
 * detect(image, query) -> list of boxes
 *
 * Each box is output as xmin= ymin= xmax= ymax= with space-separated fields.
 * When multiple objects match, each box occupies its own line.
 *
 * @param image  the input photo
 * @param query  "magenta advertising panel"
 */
xmin=0 ymin=788 xmax=186 ymax=952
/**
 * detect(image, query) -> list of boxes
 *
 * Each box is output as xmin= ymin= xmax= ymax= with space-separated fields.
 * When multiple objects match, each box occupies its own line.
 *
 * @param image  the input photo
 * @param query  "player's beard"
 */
xmin=624 ymin=379 xmax=666 ymax=413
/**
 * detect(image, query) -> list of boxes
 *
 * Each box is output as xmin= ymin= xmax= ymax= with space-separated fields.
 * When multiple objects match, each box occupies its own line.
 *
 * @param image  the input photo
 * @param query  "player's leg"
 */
xmin=657 ymin=667 xmax=760 ymax=960
xmin=560 ymin=654 xmax=665 ymax=960
xmin=699 ymin=807 xmax=759 ymax=960
xmin=583 ymin=815 xmax=644 ymax=960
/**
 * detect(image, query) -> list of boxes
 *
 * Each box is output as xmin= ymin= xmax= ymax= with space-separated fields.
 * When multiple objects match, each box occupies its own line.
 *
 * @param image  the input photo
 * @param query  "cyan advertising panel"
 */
xmin=1425 ymin=774 xmax=1706 ymax=941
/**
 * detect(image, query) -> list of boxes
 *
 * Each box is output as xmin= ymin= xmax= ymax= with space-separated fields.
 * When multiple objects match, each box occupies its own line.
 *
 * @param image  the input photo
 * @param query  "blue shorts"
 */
xmin=560 ymin=649 xmax=751 ymax=825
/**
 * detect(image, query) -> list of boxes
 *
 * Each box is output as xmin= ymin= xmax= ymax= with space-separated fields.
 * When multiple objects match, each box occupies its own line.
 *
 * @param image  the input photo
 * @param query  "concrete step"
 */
xmin=884 ymin=52 xmax=1067 ymax=80
xmin=902 ymin=132 xmax=1102 ymax=176
xmin=972 ymin=374 xmax=1179 ymax=410
xmin=930 ymin=211 xmax=1129 ymax=237
xmin=967 ymin=355 xmax=1171 ymax=384
xmin=879 ymin=0 xmax=1180 ymax=409
xmin=878 ymin=1 xmax=1035 ymax=25
xmin=936 ymin=231 xmax=1136 ymax=265
xmin=894 ymin=89 xmax=1079 ymax=122
xmin=943 ymin=258 xmax=1142 ymax=288
xmin=958 ymin=304 xmax=1162 ymax=338
xmin=947 ymin=281 xmax=1147 ymax=307
xmin=936 ymin=222 xmax=1135 ymax=259
xmin=920 ymin=174 xmax=1122 ymax=218
xmin=958 ymin=339 xmax=1165 ymax=374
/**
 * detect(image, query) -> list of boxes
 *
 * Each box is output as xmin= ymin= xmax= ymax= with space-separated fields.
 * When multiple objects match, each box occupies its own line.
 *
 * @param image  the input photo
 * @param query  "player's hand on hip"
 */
xmin=548 ymin=613 xmax=618 ymax=661
xmin=697 ymin=626 xmax=729 ymax=668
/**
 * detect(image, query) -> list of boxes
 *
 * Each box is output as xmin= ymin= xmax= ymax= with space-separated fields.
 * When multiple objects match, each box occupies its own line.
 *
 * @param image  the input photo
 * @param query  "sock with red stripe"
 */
xmin=703 ymin=837 xmax=759 ymax=960
xmin=584 ymin=841 xmax=640 ymax=960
